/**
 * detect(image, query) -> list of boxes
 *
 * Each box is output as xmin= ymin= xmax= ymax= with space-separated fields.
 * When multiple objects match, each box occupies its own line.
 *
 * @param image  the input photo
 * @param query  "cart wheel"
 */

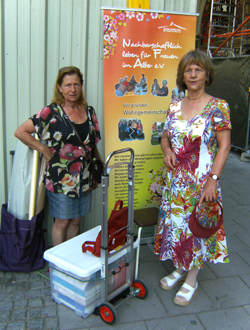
xmin=132 ymin=279 xmax=148 ymax=299
xmin=99 ymin=302 xmax=117 ymax=325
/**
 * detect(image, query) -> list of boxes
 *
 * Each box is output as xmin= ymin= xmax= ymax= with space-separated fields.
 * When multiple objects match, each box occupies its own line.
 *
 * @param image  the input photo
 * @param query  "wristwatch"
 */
xmin=209 ymin=173 xmax=220 ymax=180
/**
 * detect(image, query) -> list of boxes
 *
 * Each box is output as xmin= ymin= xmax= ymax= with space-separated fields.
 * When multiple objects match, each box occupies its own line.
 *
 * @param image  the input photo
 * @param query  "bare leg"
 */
xmin=52 ymin=218 xmax=70 ymax=246
xmin=174 ymin=267 xmax=199 ymax=303
xmin=66 ymin=217 xmax=80 ymax=241
xmin=185 ymin=268 xmax=199 ymax=287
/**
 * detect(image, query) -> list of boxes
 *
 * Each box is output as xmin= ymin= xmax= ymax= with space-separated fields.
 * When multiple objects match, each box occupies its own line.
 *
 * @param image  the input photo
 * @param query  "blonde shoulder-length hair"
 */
xmin=176 ymin=50 xmax=214 ymax=91
xmin=51 ymin=66 xmax=87 ymax=106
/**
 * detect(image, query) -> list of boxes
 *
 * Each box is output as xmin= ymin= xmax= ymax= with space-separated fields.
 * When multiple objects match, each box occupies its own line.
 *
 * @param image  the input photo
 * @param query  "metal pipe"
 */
xmin=29 ymin=134 xmax=39 ymax=220
xmin=215 ymin=29 xmax=250 ymax=37
xmin=212 ymin=16 xmax=250 ymax=56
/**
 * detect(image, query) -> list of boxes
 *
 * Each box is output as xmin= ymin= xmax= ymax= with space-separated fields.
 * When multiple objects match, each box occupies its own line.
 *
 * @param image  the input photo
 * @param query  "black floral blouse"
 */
xmin=30 ymin=103 xmax=101 ymax=198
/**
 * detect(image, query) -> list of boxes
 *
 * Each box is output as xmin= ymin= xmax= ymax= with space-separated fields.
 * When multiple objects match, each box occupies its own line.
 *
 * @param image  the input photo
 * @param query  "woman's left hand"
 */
xmin=198 ymin=130 xmax=231 ymax=207
xmin=198 ymin=178 xmax=218 ymax=206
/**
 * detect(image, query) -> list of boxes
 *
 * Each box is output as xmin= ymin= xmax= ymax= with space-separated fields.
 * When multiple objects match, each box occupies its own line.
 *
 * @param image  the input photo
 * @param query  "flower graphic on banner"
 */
xmin=136 ymin=12 xmax=145 ymax=21
xmin=103 ymin=15 xmax=119 ymax=58
xmin=146 ymin=166 xmax=167 ymax=206
xmin=118 ymin=12 xmax=126 ymax=21
xmin=151 ymin=13 xmax=159 ymax=19
xmin=126 ymin=11 xmax=135 ymax=19
xmin=103 ymin=10 xmax=165 ymax=58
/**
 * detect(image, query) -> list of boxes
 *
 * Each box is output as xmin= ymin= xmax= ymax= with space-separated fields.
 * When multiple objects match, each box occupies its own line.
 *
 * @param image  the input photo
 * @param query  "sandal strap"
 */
xmin=162 ymin=270 xmax=186 ymax=288
xmin=162 ymin=271 xmax=185 ymax=285
xmin=175 ymin=282 xmax=198 ymax=301
xmin=160 ymin=270 xmax=186 ymax=290
xmin=171 ymin=270 xmax=185 ymax=280
xmin=162 ymin=270 xmax=186 ymax=283
xmin=181 ymin=282 xmax=197 ymax=291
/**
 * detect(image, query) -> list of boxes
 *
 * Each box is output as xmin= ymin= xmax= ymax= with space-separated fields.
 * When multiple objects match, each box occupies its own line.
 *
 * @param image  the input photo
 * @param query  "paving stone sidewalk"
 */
xmin=0 ymin=150 xmax=250 ymax=330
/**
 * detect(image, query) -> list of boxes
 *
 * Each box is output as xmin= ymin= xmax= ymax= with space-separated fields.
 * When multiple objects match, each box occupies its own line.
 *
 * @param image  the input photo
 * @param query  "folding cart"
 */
xmin=44 ymin=148 xmax=148 ymax=325
xmin=96 ymin=147 xmax=148 ymax=324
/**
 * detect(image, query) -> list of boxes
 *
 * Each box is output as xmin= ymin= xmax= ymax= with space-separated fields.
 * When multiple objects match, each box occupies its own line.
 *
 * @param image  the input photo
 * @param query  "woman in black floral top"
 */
xmin=15 ymin=66 xmax=101 ymax=246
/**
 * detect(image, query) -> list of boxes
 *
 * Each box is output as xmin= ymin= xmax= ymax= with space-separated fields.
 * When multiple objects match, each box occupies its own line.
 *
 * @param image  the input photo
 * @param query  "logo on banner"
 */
xmin=158 ymin=22 xmax=186 ymax=34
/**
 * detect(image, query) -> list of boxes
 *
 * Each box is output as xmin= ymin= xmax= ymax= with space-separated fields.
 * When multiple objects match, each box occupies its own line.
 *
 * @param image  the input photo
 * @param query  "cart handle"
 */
xmin=104 ymin=148 xmax=134 ymax=176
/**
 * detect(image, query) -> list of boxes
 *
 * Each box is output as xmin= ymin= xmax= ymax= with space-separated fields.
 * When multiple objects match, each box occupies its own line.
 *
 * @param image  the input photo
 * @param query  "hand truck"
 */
xmin=96 ymin=148 xmax=148 ymax=325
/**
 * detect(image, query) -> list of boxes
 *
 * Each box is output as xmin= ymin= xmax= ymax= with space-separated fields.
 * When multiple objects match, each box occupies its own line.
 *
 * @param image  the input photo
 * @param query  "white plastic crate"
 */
xmin=44 ymin=226 xmax=138 ymax=319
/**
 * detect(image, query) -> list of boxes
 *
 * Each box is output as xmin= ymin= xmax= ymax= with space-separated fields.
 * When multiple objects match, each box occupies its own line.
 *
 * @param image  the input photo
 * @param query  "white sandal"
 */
xmin=160 ymin=270 xmax=186 ymax=291
xmin=173 ymin=282 xmax=198 ymax=306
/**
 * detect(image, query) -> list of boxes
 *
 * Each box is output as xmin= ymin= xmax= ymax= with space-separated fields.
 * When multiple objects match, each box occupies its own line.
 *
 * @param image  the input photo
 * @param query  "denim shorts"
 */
xmin=46 ymin=190 xmax=92 ymax=219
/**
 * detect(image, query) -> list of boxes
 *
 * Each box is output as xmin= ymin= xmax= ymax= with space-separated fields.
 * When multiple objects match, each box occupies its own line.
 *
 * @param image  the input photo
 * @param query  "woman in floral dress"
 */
xmin=15 ymin=66 xmax=101 ymax=246
xmin=154 ymin=50 xmax=231 ymax=306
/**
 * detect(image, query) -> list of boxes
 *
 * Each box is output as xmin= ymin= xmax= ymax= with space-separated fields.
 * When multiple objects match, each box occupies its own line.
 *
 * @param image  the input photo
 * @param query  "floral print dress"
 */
xmin=30 ymin=103 xmax=101 ymax=198
xmin=154 ymin=98 xmax=232 ymax=270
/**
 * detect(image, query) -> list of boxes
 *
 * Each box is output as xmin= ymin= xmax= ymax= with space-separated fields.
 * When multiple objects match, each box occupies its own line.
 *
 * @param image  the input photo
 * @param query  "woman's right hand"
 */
xmin=163 ymin=148 xmax=175 ymax=170
xmin=43 ymin=146 xmax=54 ymax=161
xmin=161 ymin=130 xmax=175 ymax=169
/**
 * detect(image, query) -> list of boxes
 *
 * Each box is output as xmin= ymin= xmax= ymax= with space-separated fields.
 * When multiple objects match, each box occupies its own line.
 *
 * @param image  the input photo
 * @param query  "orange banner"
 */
xmin=103 ymin=9 xmax=197 ymax=212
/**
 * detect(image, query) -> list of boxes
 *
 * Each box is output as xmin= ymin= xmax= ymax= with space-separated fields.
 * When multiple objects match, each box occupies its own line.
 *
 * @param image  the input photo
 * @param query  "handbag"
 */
xmin=189 ymin=200 xmax=223 ymax=238
xmin=88 ymin=157 xmax=104 ymax=184
xmin=62 ymin=107 xmax=104 ymax=183
xmin=82 ymin=200 xmax=128 ymax=257
xmin=0 ymin=204 xmax=47 ymax=272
